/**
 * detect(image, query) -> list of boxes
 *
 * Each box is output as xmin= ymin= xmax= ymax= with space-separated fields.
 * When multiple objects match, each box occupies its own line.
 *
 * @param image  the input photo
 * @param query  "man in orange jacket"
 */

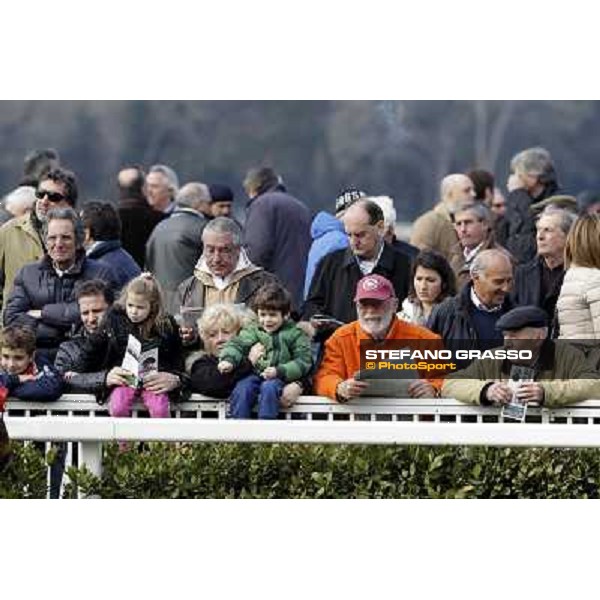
xmin=314 ymin=274 xmax=443 ymax=402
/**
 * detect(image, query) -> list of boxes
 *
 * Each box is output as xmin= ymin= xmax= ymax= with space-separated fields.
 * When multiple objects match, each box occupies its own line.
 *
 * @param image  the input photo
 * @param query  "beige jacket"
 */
xmin=0 ymin=213 xmax=43 ymax=311
xmin=442 ymin=340 xmax=600 ymax=407
xmin=557 ymin=266 xmax=600 ymax=340
xmin=409 ymin=202 xmax=457 ymax=260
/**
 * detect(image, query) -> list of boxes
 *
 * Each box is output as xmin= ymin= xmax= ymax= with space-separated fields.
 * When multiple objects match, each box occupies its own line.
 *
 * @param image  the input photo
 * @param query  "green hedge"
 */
xmin=3 ymin=442 xmax=600 ymax=498
xmin=0 ymin=443 xmax=49 ymax=498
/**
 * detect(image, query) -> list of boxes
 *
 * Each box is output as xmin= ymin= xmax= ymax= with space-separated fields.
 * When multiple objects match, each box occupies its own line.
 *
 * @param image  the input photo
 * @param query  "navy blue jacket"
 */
xmin=244 ymin=185 xmax=312 ymax=311
xmin=87 ymin=240 xmax=141 ymax=290
xmin=4 ymin=250 xmax=117 ymax=355
xmin=1 ymin=353 xmax=63 ymax=401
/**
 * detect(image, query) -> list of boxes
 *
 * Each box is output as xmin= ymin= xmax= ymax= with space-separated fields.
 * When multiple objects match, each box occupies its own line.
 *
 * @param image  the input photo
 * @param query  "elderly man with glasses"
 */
xmin=0 ymin=167 xmax=78 ymax=314
xmin=176 ymin=217 xmax=279 ymax=346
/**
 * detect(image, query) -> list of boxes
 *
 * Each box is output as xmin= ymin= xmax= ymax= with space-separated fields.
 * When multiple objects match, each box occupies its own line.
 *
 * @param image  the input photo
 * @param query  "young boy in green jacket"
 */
xmin=218 ymin=283 xmax=312 ymax=419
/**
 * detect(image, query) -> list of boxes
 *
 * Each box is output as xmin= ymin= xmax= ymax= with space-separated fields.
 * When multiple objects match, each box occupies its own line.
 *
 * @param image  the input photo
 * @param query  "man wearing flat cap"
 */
xmin=314 ymin=274 xmax=443 ymax=402
xmin=443 ymin=305 xmax=600 ymax=406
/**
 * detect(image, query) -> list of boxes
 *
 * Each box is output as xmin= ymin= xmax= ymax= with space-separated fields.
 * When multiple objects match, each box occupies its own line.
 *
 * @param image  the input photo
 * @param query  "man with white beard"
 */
xmin=313 ymin=274 xmax=442 ymax=402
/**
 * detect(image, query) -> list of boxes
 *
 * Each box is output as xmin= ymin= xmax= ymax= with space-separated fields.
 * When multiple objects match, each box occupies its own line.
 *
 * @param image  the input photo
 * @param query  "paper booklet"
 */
xmin=121 ymin=335 xmax=159 ymax=388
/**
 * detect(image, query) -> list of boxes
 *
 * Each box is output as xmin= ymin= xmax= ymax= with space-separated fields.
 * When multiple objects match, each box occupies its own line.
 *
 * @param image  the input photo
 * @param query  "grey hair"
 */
xmin=539 ymin=206 xmax=578 ymax=236
xmin=4 ymin=186 xmax=36 ymax=215
xmin=369 ymin=195 xmax=397 ymax=231
xmin=454 ymin=201 xmax=493 ymax=225
xmin=469 ymin=248 xmax=512 ymax=279
xmin=176 ymin=182 xmax=211 ymax=209
xmin=202 ymin=216 xmax=242 ymax=246
xmin=510 ymin=147 xmax=556 ymax=184
xmin=44 ymin=207 xmax=86 ymax=249
xmin=149 ymin=164 xmax=179 ymax=193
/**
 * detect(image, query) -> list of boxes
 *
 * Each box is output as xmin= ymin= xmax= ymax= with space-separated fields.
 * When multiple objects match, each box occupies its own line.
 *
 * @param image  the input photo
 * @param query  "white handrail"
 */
xmin=8 ymin=415 xmax=600 ymax=446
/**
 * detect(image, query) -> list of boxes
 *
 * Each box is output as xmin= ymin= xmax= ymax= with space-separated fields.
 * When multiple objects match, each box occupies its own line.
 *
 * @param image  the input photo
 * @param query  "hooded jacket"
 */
xmin=304 ymin=211 xmax=349 ymax=300
xmin=219 ymin=320 xmax=312 ymax=383
xmin=177 ymin=253 xmax=279 ymax=311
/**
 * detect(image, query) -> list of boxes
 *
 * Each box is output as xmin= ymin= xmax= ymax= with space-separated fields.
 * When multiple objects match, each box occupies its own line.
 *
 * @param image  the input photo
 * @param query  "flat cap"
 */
xmin=495 ymin=306 xmax=548 ymax=331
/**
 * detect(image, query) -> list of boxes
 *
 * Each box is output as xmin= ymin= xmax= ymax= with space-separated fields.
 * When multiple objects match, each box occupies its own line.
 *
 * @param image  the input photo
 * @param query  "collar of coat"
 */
xmin=341 ymin=241 xmax=394 ymax=270
xmin=12 ymin=212 xmax=44 ymax=247
xmin=87 ymin=239 xmax=122 ymax=259
xmin=193 ymin=249 xmax=263 ymax=289
xmin=40 ymin=248 xmax=88 ymax=275
xmin=245 ymin=183 xmax=287 ymax=208
xmin=457 ymin=281 xmax=513 ymax=315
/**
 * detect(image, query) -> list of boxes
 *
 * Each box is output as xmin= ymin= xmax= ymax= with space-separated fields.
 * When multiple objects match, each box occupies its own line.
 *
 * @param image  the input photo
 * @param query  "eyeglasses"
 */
xmin=36 ymin=188 xmax=66 ymax=203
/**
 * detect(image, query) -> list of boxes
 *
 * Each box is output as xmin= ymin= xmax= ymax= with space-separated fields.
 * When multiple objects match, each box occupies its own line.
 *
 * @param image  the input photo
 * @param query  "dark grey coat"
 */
xmin=145 ymin=207 xmax=209 ymax=313
xmin=243 ymin=185 xmax=311 ymax=311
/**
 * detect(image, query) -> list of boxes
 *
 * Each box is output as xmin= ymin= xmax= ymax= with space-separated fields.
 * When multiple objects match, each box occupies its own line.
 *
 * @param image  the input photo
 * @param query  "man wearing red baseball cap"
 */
xmin=314 ymin=274 xmax=443 ymax=402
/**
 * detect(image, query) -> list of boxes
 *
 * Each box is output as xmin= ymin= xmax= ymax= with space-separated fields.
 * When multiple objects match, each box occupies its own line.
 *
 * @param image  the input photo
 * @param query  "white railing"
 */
xmin=6 ymin=394 xmax=600 ymax=498
xmin=8 ymin=394 xmax=600 ymax=421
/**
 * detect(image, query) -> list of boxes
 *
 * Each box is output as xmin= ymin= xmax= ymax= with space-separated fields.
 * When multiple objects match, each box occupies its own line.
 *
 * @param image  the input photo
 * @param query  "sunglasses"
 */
xmin=35 ymin=188 xmax=66 ymax=203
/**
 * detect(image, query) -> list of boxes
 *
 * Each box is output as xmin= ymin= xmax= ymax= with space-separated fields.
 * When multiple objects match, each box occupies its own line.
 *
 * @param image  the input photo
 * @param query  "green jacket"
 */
xmin=442 ymin=340 xmax=600 ymax=407
xmin=219 ymin=320 xmax=312 ymax=383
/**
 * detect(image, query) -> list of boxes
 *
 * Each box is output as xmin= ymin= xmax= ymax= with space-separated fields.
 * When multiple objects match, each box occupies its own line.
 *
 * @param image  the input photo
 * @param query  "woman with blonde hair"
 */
xmin=190 ymin=303 xmax=306 ymax=408
xmin=556 ymin=214 xmax=600 ymax=342
xmin=190 ymin=304 xmax=255 ymax=397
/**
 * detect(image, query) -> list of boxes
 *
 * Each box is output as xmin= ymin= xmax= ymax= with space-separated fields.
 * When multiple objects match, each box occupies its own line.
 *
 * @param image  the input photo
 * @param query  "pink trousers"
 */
xmin=108 ymin=386 xmax=170 ymax=418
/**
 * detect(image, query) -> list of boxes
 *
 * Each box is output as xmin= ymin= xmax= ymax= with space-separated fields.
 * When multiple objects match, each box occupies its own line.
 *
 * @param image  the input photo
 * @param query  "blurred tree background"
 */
xmin=0 ymin=100 xmax=598 ymax=221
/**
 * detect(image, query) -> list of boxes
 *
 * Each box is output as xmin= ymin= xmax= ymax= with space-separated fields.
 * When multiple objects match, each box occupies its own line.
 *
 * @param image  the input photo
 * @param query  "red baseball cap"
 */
xmin=354 ymin=274 xmax=396 ymax=302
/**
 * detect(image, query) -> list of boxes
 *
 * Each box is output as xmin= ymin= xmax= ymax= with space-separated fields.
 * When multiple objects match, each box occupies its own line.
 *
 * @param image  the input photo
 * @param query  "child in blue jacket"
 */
xmin=0 ymin=325 xmax=63 ymax=404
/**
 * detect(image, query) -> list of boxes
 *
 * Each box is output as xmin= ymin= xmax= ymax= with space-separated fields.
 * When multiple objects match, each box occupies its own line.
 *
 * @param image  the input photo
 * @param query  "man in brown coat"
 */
xmin=448 ymin=202 xmax=506 ymax=288
xmin=410 ymin=173 xmax=476 ymax=260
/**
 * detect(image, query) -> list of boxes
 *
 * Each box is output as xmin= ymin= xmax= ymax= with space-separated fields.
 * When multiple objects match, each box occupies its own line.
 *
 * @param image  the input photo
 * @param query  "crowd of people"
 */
xmin=0 ymin=144 xmax=599 ymax=431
